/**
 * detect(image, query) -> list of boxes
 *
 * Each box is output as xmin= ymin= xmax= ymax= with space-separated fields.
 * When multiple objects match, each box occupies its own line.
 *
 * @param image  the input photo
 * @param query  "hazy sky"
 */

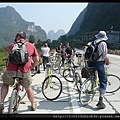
xmin=0 ymin=2 xmax=88 ymax=34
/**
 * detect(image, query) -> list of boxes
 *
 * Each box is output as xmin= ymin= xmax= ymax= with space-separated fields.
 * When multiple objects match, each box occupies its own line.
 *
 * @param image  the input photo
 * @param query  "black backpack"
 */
xmin=9 ymin=40 xmax=29 ymax=65
xmin=84 ymin=40 xmax=106 ymax=62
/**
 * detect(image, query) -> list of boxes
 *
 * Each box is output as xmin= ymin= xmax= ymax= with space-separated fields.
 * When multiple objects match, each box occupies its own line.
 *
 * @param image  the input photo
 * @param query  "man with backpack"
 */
xmin=0 ymin=31 xmax=39 ymax=113
xmin=85 ymin=30 xmax=110 ymax=109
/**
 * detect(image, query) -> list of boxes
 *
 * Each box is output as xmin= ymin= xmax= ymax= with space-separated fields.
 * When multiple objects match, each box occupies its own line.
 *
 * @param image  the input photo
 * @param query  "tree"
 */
xmin=36 ymin=39 xmax=43 ymax=51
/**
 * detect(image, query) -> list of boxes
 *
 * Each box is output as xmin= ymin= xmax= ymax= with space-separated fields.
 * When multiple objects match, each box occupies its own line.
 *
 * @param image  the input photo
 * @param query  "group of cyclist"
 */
xmin=0 ymin=30 xmax=110 ymax=114
xmin=56 ymin=42 xmax=76 ymax=65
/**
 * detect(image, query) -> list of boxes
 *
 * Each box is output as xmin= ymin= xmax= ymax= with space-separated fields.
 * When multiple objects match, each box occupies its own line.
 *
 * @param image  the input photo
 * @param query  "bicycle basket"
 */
xmin=81 ymin=67 xmax=95 ymax=78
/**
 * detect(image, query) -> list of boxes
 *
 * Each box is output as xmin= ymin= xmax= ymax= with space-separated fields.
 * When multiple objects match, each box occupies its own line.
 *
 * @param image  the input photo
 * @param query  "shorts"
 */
xmin=42 ymin=56 xmax=49 ymax=64
xmin=2 ymin=70 xmax=33 ymax=88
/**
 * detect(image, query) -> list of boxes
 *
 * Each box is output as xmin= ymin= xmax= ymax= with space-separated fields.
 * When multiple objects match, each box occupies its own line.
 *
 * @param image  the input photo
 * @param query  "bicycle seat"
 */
xmin=76 ymin=52 xmax=82 ymax=57
xmin=46 ymin=63 xmax=52 ymax=68
xmin=73 ymin=64 xmax=79 ymax=69
xmin=50 ymin=52 xmax=54 ymax=56
xmin=13 ymin=77 xmax=22 ymax=80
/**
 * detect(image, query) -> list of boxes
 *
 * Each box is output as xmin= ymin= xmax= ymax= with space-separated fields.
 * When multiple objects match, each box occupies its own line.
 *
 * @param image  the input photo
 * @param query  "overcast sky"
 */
xmin=0 ymin=2 xmax=88 ymax=34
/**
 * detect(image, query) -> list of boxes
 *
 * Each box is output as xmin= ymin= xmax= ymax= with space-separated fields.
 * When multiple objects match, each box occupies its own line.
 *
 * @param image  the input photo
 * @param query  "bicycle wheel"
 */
xmin=8 ymin=89 xmax=20 ymax=114
xmin=106 ymin=74 xmax=120 ymax=93
xmin=42 ymin=75 xmax=62 ymax=101
xmin=63 ymin=68 xmax=74 ymax=82
xmin=74 ymin=72 xmax=82 ymax=92
xmin=79 ymin=78 xmax=96 ymax=106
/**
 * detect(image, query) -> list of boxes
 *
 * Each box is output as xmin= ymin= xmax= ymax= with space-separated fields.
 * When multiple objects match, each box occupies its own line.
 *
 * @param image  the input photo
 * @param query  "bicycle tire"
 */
xmin=8 ymin=89 xmax=19 ymax=114
xmin=59 ymin=60 xmax=74 ymax=77
xmin=42 ymin=75 xmax=62 ymax=101
xmin=74 ymin=72 xmax=82 ymax=92
xmin=106 ymin=74 xmax=120 ymax=93
xmin=63 ymin=68 xmax=75 ymax=82
xmin=79 ymin=78 xmax=96 ymax=106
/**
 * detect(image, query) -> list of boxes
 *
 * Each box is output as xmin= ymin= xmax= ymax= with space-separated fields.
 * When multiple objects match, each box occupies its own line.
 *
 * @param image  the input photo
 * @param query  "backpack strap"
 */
xmin=94 ymin=40 xmax=106 ymax=52
xmin=94 ymin=40 xmax=106 ymax=58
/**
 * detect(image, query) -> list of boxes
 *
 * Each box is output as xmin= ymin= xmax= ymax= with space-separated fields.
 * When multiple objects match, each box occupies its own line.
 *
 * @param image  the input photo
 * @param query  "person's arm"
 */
xmin=71 ymin=49 xmax=74 ymax=59
xmin=31 ymin=46 xmax=40 ymax=70
xmin=31 ymin=56 xmax=39 ymax=70
xmin=104 ymin=57 xmax=110 ymax=65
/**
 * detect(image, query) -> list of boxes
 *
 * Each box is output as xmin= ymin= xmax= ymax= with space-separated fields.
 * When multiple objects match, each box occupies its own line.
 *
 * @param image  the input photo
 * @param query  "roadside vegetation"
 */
xmin=0 ymin=48 xmax=7 ymax=71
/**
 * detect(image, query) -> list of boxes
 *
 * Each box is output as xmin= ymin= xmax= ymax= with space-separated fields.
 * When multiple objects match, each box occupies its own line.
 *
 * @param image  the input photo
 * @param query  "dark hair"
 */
xmin=15 ymin=31 xmax=26 ymax=39
xmin=29 ymin=39 xmax=35 ymax=43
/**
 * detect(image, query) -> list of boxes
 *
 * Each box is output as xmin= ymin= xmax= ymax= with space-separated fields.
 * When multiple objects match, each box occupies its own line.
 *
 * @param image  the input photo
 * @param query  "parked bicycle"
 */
xmin=51 ymin=52 xmax=62 ymax=73
xmin=79 ymin=65 xmax=120 ymax=106
xmin=76 ymin=52 xmax=82 ymax=67
xmin=41 ymin=62 xmax=62 ymax=101
xmin=76 ymin=52 xmax=87 ymax=70
xmin=59 ymin=54 xmax=75 ymax=77
xmin=63 ymin=64 xmax=82 ymax=91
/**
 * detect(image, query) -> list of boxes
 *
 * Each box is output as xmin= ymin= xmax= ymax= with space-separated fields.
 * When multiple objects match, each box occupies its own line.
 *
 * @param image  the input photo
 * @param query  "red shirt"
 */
xmin=7 ymin=39 xmax=38 ymax=72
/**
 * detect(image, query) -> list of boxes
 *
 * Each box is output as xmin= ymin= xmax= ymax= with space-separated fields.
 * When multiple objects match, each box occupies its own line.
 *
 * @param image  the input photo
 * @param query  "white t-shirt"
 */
xmin=41 ymin=47 xmax=50 ymax=57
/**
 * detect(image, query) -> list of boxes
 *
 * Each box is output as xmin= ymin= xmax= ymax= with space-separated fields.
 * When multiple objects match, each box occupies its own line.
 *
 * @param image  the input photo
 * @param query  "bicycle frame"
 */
xmin=64 ymin=55 xmax=73 ymax=69
xmin=45 ymin=63 xmax=53 ymax=87
xmin=77 ymin=56 xmax=82 ymax=65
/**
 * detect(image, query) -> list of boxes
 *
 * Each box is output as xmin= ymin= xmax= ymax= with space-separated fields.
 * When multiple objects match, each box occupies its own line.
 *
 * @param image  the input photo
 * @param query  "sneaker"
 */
xmin=96 ymin=102 xmax=106 ymax=109
xmin=0 ymin=104 xmax=4 ymax=113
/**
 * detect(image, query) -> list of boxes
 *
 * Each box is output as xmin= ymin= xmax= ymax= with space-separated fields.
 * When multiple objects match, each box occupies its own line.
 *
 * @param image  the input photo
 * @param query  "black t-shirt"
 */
xmin=65 ymin=46 xmax=72 ymax=55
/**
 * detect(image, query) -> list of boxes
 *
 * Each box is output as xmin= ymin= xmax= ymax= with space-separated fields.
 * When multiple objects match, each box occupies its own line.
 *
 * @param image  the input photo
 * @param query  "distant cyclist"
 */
xmin=65 ymin=42 xmax=74 ymax=59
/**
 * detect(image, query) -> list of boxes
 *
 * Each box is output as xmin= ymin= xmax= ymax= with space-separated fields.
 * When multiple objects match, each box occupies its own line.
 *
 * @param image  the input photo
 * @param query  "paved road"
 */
xmin=0 ymin=49 xmax=120 ymax=118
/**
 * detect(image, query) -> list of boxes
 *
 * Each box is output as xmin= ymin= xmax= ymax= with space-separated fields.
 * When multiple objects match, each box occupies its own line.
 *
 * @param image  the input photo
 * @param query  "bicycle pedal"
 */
xmin=88 ymin=91 xmax=96 ymax=94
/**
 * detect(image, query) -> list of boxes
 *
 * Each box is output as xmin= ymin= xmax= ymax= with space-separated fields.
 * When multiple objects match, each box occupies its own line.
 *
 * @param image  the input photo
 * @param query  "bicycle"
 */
xmin=79 ymin=65 xmax=120 ymax=106
xmin=41 ymin=62 xmax=62 ymax=101
xmin=76 ymin=52 xmax=82 ymax=67
xmin=59 ymin=54 xmax=75 ymax=77
xmin=8 ymin=71 xmax=36 ymax=114
xmin=76 ymin=52 xmax=87 ymax=70
xmin=8 ymin=77 xmax=26 ymax=114
xmin=51 ymin=52 xmax=62 ymax=73
xmin=63 ymin=64 xmax=82 ymax=92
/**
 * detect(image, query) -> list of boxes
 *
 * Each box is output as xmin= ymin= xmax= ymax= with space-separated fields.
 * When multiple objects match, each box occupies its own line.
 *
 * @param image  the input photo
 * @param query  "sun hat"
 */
xmin=95 ymin=31 xmax=108 ymax=40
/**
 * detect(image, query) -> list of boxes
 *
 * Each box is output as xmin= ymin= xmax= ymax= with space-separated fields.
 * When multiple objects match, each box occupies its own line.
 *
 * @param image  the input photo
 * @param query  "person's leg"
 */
xmin=42 ymin=56 xmax=46 ymax=70
xmin=96 ymin=61 xmax=107 ymax=109
xmin=46 ymin=56 xmax=49 ymax=63
xmin=0 ymin=83 xmax=9 ymax=113
xmin=25 ymin=88 xmax=36 ymax=111
xmin=0 ymin=83 xmax=9 ymax=104
xmin=22 ymin=73 xmax=36 ymax=111
xmin=0 ymin=70 xmax=15 ymax=113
